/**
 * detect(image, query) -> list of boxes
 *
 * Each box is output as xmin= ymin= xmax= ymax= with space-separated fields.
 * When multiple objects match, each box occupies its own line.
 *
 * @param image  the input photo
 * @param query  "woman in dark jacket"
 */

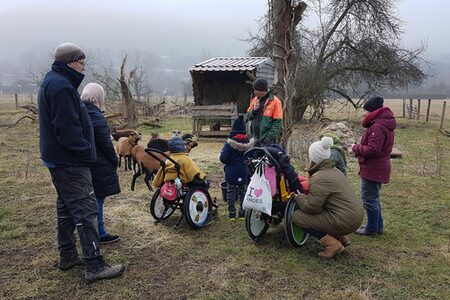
xmin=81 ymin=83 xmax=121 ymax=244
xmin=351 ymin=96 xmax=397 ymax=236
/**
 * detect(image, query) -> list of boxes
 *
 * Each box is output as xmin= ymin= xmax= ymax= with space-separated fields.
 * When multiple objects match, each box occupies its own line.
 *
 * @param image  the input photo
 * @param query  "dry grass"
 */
xmin=0 ymin=96 xmax=450 ymax=299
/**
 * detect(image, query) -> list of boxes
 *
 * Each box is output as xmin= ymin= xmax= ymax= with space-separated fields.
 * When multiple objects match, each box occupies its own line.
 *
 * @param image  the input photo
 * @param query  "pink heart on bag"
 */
xmin=254 ymin=188 xmax=263 ymax=197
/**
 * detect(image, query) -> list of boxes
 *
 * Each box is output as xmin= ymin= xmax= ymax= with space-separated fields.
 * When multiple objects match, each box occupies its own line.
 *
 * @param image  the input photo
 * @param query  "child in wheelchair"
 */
xmin=149 ymin=136 xmax=216 ymax=229
xmin=152 ymin=136 xmax=209 ymax=190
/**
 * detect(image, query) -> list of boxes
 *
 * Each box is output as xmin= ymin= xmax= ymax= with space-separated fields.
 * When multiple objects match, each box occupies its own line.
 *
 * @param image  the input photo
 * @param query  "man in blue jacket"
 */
xmin=38 ymin=43 xmax=124 ymax=283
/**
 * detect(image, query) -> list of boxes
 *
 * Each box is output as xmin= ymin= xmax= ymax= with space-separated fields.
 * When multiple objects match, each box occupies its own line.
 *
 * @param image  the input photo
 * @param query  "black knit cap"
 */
xmin=363 ymin=96 xmax=384 ymax=112
xmin=229 ymin=115 xmax=246 ymax=137
xmin=253 ymin=79 xmax=268 ymax=91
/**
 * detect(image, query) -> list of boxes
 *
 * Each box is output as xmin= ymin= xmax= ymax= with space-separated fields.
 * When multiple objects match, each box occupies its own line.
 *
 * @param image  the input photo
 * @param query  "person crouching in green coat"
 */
xmin=292 ymin=137 xmax=363 ymax=258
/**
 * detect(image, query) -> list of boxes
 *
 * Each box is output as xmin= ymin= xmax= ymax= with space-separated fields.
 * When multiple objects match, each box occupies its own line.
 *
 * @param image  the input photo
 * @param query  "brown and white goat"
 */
xmin=116 ymin=132 xmax=141 ymax=171
xmin=111 ymin=127 xmax=142 ymax=141
xmin=130 ymin=133 xmax=198 ymax=191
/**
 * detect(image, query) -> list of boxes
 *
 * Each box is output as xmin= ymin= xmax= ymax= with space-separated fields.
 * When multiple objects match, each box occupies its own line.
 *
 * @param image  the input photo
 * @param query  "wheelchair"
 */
xmin=145 ymin=148 xmax=215 ymax=229
xmin=243 ymin=147 xmax=309 ymax=247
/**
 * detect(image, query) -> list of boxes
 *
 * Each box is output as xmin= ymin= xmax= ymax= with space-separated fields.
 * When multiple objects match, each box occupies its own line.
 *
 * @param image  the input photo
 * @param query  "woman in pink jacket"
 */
xmin=352 ymin=96 xmax=397 ymax=236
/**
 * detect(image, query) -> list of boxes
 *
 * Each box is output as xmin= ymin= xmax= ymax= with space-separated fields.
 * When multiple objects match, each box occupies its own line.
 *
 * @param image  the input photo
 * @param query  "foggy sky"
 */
xmin=1 ymin=0 xmax=450 ymax=63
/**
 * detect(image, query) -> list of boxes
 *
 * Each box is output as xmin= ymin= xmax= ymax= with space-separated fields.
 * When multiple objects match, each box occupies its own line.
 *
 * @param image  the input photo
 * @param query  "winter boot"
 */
xmin=58 ymin=256 xmax=84 ymax=270
xmin=318 ymin=235 xmax=345 ymax=258
xmin=85 ymin=264 xmax=125 ymax=283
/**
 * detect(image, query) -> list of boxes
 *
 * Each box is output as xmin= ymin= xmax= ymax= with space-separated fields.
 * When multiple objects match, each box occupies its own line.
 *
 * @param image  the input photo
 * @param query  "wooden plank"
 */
xmin=191 ymin=104 xmax=236 ymax=111
xmin=198 ymin=131 xmax=230 ymax=137
xmin=347 ymin=146 xmax=403 ymax=159
xmin=192 ymin=111 xmax=237 ymax=117
xmin=390 ymin=147 xmax=403 ymax=159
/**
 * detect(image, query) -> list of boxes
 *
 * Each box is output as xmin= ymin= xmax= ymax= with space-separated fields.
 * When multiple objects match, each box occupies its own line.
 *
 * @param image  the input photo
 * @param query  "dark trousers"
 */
xmin=227 ymin=183 xmax=246 ymax=218
xmin=303 ymin=228 xmax=326 ymax=239
xmin=49 ymin=167 xmax=104 ymax=272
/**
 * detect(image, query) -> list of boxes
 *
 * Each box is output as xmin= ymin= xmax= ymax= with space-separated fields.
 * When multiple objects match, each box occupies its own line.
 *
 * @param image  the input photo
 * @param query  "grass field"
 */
xmin=0 ymin=97 xmax=449 ymax=299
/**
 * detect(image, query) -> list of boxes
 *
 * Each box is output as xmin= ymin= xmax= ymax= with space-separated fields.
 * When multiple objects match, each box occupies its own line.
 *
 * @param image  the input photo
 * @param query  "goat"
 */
xmin=130 ymin=133 xmax=169 ymax=191
xmin=111 ymin=127 xmax=142 ymax=141
xmin=116 ymin=131 xmax=141 ymax=171
xmin=130 ymin=133 xmax=198 ymax=191
xmin=182 ymin=133 xmax=198 ymax=153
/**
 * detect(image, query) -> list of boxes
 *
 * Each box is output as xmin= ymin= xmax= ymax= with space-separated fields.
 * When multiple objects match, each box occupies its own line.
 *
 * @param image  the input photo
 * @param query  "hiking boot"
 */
xmin=318 ymin=235 xmax=345 ymax=258
xmin=85 ymin=264 xmax=125 ymax=283
xmin=58 ymin=256 xmax=84 ymax=270
xmin=100 ymin=234 xmax=120 ymax=244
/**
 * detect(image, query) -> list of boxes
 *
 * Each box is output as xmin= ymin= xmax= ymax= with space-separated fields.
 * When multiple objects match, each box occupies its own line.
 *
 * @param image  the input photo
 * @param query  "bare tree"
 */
xmin=129 ymin=66 xmax=153 ymax=103
xmin=119 ymin=55 xmax=137 ymax=125
xmin=248 ymin=0 xmax=427 ymax=124
xmin=271 ymin=0 xmax=307 ymax=146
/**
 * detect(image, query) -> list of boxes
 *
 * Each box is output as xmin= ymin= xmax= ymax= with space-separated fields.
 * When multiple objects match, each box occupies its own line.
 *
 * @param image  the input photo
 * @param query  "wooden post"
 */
xmin=440 ymin=101 xmax=447 ymax=130
xmin=416 ymin=99 xmax=421 ymax=120
xmin=402 ymin=99 xmax=406 ymax=118
xmin=15 ymin=93 xmax=18 ymax=109
xmin=409 ymin=98 xmax=413 ymax=119
xmin=426 ymin=99 xmax=431 ymax=122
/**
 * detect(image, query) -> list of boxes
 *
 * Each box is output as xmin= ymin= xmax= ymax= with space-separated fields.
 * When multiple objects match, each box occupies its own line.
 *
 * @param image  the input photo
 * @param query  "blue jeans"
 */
xmin=96 ymin=198 xmax=107 ymax=238
xmin=227 ymin=183 xmax=246 ymax=218
xmin=361 ymin=178 xmax=383 ymax=234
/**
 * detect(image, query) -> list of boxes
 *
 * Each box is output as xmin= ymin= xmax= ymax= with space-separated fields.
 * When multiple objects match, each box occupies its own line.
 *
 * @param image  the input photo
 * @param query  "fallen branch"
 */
xmin=20 ymin=105 xmax=38 ymax=115
xmin=0 ymin=115 xmax=37 ymax=128
xmin=438 ymin=128 xmax=450 ymax=137
xmin=136 ymin=121 xmax=162 ymax=128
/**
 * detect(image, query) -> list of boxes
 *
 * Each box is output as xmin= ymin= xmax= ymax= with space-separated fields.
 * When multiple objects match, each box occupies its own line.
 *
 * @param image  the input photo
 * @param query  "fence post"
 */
xmin=409 ymin=98 xmax=413 ymax=119
xmin=402 ymin=99 xmax=406 ymax=118
xmin=15 ymin=93 xmax=18 ymax=109
xmin=416 ymin=99 xmax=421 ymax=120
xmin=440 ymin=101 xmax=447 ymax=130
xmin=426 ymin=99 xmax=431 ymax=122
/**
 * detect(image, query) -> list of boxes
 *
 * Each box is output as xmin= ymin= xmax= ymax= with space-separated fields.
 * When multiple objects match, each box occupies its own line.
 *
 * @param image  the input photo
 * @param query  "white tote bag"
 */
xmin=243 ymin=162 xmax=273 ymax=216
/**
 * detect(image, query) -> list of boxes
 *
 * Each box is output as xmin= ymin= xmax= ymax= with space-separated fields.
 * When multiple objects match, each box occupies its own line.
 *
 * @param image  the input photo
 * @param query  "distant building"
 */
xmin=189 ymin=57 xmax=275 ymax=113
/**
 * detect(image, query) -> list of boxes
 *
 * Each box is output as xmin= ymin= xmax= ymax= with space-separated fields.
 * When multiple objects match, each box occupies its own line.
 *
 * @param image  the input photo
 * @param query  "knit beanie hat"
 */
xmin=168 ymin=137 xmax=186 ymax=153
xmin=363 ymin=96 xmax=384 ymax=112
xmin=54 ymin=43 xmax=86 ymax=63
xmin=321 ymin=131 xmax=340 ymax=145
xmin=253 ymin=79 xmax=268 ymax=91
xmin=230 ymin=115 xmax=246 ymax=137
xmin=81 ymin=83 xmax=105 ymax=108
xmin=309 ymin=136 xmax=334 ymax=164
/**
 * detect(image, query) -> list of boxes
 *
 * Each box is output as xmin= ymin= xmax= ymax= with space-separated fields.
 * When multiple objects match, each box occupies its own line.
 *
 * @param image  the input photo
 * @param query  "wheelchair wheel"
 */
xmin=245 ymin=209 xmax=269 ymax=241
xmin=284 ymin=196 xmax=309 ymax=247
xmin=183 ymin=187 xmax=212 ymax=229
xmin=150 ymin=188 xmax=175 ymax=221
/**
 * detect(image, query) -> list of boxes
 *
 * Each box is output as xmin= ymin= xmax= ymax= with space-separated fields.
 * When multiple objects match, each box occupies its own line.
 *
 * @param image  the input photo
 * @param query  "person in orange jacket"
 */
xmin=246 ymin=79 xmax=283 ymax=146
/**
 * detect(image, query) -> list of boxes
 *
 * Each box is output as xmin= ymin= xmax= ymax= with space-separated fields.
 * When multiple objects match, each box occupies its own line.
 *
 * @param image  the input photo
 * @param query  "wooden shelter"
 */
xmin=189 ymin=57 xmax=275 ymax=137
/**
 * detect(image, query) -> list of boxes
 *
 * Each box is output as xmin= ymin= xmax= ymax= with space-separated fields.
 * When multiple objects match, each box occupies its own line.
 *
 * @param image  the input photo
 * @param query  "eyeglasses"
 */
xmin=75 ymin=60 xmax=86 ymax=67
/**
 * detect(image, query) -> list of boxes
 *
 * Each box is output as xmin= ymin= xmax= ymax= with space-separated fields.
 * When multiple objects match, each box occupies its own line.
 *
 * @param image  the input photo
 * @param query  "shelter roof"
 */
xmin=189 ymin=57 xmax=273 ymax=72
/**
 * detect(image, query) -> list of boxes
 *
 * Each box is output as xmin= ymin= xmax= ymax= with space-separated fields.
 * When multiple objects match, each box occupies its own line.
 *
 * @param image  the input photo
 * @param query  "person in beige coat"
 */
xmin=293 ymin=137 xmax=364 ymax=258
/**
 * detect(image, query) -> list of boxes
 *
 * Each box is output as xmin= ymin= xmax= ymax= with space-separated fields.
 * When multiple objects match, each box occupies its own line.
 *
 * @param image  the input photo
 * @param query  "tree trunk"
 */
xmin=119 ymin=55 xmax=137 ymax=126
xmin=272 ymin=0 xmax=306 ymax=147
